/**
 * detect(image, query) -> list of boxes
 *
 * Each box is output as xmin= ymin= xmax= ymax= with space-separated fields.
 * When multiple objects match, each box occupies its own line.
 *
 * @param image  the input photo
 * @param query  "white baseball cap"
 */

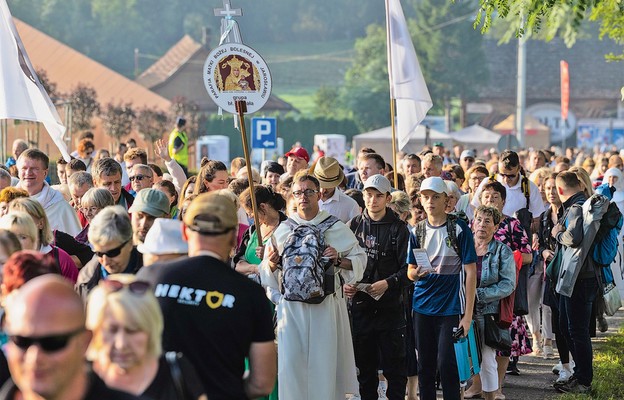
xmin=420 ymin=177 xmax=448 ymax=194
xmin=363 ymin=174 xmax=392 ymax=194
xmin=137 ymin=218 xmax=188 ymax=255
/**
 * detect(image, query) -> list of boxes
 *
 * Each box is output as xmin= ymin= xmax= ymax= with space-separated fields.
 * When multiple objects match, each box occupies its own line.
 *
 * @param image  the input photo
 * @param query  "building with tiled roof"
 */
xmin=472 ymin=37 xmax=624 ymax=142
xmin=136 ymin=34 xmax=294 ymax=113
xmin=10 ymin=19 xmax=171 ymax=156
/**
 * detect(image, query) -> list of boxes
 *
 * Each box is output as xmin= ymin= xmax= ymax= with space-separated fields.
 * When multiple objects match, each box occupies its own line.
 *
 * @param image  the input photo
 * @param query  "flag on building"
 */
xmin=386 ymin=0 xmax=433 ymax=150
xmin=0 ymin=0 xmax=70 ymax=160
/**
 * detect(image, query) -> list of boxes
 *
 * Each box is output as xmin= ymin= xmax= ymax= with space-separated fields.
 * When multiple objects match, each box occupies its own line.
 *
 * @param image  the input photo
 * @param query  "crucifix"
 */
xmin=214 ymin=0 xmax=242 ymax=19
xmin=214 ymin=0 xmax=243 ymax=44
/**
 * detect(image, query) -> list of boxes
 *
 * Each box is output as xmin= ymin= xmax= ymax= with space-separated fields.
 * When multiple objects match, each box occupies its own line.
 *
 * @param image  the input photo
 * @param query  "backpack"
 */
xmin=280 ymin=215 xmax=340 ymax=304
xmin=592 ymin=184 xmax=624 ymax=267
xmin=414 ymin=213 xmax=460 ymax=256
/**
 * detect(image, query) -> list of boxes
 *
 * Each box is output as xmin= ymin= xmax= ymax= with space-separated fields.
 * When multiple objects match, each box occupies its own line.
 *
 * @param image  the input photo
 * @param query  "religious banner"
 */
xmin=203 ymin=0 xmax=272 ymax=115
xmin=203 ymin=44 xmax=272 ymax=114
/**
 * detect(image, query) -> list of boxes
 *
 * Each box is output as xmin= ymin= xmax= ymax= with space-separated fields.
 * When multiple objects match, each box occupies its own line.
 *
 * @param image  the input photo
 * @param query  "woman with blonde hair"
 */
xmin=569 ymin=166 xmax=594 ymax=198
xmin=9 ymin=197 xmax=86 ymax=272
xmin=86 ymin=274 xmax=207 ymax=399
xmin=77 ymin=188 xmax=115 ymax=245
xmin=388 ymin=190 xmax=411 ymax=224
xmin=4 ymin=201 xmax=79 ymax=282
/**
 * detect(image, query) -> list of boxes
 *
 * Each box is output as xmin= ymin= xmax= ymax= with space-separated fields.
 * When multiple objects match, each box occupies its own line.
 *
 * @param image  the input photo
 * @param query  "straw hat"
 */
xmin=311 ymin=157 xmax=345 ymax=189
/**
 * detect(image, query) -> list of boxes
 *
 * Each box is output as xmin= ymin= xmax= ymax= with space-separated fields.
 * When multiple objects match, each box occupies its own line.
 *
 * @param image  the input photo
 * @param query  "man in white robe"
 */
xmin=261 ymin=171 xmax=366 ymax=400
xmin=17 ymin=149 xmax=81 ymax=236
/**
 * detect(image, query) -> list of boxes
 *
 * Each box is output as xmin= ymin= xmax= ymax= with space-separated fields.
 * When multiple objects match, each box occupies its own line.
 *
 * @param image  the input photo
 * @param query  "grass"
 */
xmin=251 ymin=40 xmax=355 ymax=114
xmin=559 ymin=327 xmax=624 ymax=399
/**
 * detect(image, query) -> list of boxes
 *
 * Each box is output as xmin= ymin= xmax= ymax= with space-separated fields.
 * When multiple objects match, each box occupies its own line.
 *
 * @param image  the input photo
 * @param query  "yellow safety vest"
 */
xmin=168 ymin=128 xmax=188 ymax=167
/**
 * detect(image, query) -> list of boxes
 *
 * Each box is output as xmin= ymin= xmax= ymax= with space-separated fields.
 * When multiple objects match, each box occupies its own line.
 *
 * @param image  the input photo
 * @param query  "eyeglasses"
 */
xmin=292 ymin=189 xmax=319 ymax=198
xmin=95 ymin=240 xmax=130 ymax=258
xmin=129 ymin=174 xmax=151 ymax=182
xmin=101 ymin=278 xmax=150 ymax=295
xmin=9 ymin=328 xmax=84 ymax=353
xmin=499 ymin=173 xmax=517 ymax=179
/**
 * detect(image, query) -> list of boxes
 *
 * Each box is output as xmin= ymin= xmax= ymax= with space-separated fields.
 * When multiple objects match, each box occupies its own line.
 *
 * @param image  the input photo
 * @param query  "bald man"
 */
xmin=0 ymin=275 xmax=139 ymax=400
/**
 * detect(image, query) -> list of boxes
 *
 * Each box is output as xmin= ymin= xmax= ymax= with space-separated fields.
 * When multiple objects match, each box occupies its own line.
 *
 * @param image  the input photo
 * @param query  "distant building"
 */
xmin=15 ymin=19 xmax=171 ymax=155
xmin=471 ymin=38 xmax=624 ymax=145
xmin=136 ymin=33 xmax=294 ymax=116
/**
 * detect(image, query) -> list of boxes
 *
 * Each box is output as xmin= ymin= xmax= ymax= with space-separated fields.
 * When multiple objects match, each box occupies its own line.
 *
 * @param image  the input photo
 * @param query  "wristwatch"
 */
xmin=334 ymin=256 xmax=342 ymax=267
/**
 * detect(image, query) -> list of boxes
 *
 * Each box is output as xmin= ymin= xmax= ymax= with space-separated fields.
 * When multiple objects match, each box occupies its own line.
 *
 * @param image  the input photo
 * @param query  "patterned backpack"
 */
xmin=280 ymin=215 xmax=339 ymax=304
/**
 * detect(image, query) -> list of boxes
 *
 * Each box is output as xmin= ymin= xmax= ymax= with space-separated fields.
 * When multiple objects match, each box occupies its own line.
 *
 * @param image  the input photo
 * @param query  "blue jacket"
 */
xmin=475 ymin=239 xmax=516 ymax=315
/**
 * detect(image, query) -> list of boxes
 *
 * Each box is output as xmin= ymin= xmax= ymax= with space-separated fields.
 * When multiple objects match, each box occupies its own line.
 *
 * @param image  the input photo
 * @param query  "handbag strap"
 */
xmin=165 ymin=351 xmax=185 ymax=399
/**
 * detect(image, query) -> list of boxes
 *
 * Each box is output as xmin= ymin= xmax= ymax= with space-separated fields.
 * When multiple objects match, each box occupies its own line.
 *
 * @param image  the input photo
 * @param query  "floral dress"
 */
xmin=494 ymin=216 xmax=533 ymax=357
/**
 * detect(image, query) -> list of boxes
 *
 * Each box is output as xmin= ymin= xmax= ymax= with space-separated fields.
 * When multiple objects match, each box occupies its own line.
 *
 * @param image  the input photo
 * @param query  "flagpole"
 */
xmin=385 ymin=0 xmax=399 ymax=187
xmin=390 ymin=99 xmax=399 ymax=187
xmin=235 ymin=99 xmax=263 ymax=244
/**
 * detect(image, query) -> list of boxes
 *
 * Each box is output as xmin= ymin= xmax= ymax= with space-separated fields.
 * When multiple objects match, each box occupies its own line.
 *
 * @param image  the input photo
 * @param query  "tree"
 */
xmin=411 ymin=0 xmax=488 ymax=126
xmin=35 ymin=69 xmax=59 ymax=101
xmin=473 ymin=0 xmax=624 ymax=59
xmin=101 ymin=102 xmax=135 ymax=145
xmin=68 ymin=84 xmax=100 ymax=131
xmin=335 ymin=0 xmax=487 ymax=132
xmin=170 ymin=96 xmax=199 ymax=138
xmin=136 ymin=107 xmax=169 ymax=154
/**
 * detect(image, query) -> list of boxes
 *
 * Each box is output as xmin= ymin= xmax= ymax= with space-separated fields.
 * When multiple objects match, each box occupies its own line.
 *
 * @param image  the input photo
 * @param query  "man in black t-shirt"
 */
xmin=138 ymin=192 xmax=276 ymax=400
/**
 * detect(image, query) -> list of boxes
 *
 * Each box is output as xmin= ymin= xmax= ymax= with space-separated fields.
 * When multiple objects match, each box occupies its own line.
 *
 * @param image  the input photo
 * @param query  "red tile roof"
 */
xmin=15 ymin=19 xmax=171 ymax=111
xmin=136 ymin=35 xmax=203 ymax=89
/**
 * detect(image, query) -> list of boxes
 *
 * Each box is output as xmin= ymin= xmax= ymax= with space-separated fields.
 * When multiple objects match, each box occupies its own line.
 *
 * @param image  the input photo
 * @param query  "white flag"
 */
xmin=0 ymin=0 xmax=70 ymax=161
xmin=386 ymin=0 xmax=433 ymax=150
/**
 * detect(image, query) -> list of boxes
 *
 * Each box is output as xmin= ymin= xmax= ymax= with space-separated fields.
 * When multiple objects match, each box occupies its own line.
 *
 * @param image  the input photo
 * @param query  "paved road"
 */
xmin=434 ymin=308 xmax=624 ymax=399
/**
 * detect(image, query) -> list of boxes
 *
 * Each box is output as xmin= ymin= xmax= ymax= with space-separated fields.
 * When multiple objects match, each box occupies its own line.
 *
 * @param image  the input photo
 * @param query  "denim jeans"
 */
xmin=558 ymin=277 xmax=598 ymax=386
xmin=413 ymin=312 xmax=461 ymax=400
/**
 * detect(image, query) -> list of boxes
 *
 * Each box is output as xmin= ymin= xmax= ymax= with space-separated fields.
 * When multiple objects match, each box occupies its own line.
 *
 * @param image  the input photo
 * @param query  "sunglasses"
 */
xmin=101 ymin=278 xmax=150 ymax=295
xmin=129 ymin=174 xmax=151 ymax=182
xmin=9 ymin=328 xmax=84 ymax=353
xmin=95 ymin=240 xmax=130 ymax=258
xmin=499 ymin=173 xmax=517 ymax=179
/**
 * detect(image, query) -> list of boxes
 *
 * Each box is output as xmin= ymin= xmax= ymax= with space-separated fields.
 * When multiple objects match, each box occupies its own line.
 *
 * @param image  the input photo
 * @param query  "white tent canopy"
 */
xmin=352 ymin=125 xmax=452 ymax=167
xmin=450 ymin=124 xmax=500 ymax=144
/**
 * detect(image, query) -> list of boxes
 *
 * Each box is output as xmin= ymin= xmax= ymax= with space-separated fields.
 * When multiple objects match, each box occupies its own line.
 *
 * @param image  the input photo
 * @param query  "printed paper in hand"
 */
xmin=353 ymin=282 xmax=383 ymax=301
xmin=413 ymin=249 xmax=434 ymax=273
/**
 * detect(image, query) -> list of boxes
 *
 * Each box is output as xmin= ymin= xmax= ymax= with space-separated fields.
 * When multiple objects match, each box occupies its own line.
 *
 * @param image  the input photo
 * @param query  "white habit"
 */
xmin=261 ymin=210 xmax=366 ymax=400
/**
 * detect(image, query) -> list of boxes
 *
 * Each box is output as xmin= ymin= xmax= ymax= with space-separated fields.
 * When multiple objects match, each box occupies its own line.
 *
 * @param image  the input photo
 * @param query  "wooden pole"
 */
xmin=235 ymin=100 xmax=263 ymax=244
xmin=390 ymin=98 xmax=398 ymax=188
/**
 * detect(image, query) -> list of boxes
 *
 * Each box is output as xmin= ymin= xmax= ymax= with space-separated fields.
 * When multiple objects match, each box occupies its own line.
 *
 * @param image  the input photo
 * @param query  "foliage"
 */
xmin=101 ymin=102 xmax=135 ymax=144
xmin=411 ymin=0 xmax=488 ymax=103
xmin=331 ymin=0 xmax=487 ymax=132
xmin=136 ymin=107 xmax=170 ymax=144
xmin=8 ymin=0 xmax=384 ymax=77
xmin=170 ymin=96 xmax=200 ymax=139
xmin=35 ymin=69 xmax=59 ymax=100
xmin=559 ymin=327 xmax=624 ymax=399
xmin=67 ymin=84 xmax=100 ymax=132
xmin=473 ymin=0 xmax=624 ymax=59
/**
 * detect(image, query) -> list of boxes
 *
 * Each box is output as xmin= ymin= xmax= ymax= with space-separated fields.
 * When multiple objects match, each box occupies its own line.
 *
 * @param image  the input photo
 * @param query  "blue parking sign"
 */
xmin=251 ymin=117 xmax=277 ymax=149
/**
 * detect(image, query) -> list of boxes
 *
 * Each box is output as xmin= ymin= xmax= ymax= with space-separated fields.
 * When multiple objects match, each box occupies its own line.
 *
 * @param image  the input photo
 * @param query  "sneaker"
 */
xmin=542 ymin=345 xmax=555 ymax=359
xmin=598 ymin=316 xmax=609 ymax=332
xmin=556 ymin=367 xmax=573 ymax=384
xmin=377 ymin=380 xmax=387 ymax=400
xmin=506 ymin=364 xmax=520 ymax=376
xmin=552 ymin=361 xmax=562 ymax=375
xmin=555 ymin=376 xmax=591 ymax=394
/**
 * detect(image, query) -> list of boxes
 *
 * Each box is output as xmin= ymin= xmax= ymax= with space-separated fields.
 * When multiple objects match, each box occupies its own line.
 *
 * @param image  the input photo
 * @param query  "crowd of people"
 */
xmin=0 ymin=129 xmax=620 ymax=400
